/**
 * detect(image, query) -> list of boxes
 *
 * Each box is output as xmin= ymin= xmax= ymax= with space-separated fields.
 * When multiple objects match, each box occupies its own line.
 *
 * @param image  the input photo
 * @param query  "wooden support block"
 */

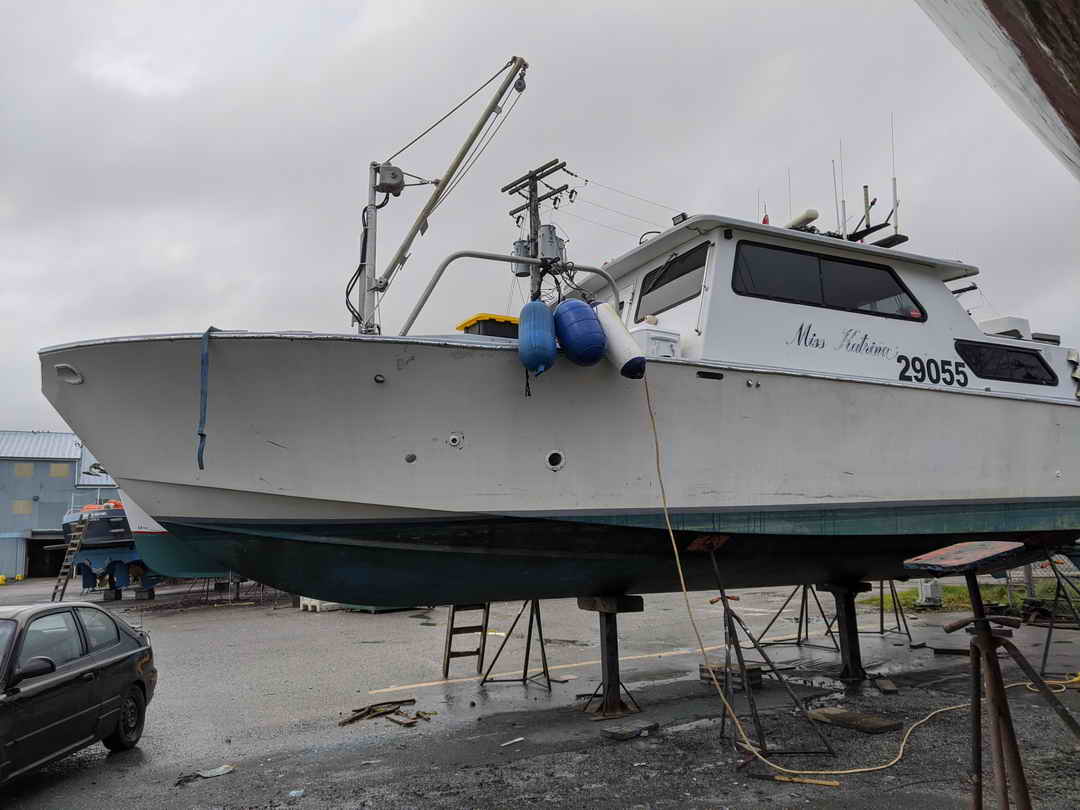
xmin=873 ymin=678 xmax=899 ymax=695
xmin=577 ymin=595 xmax=644 ymax=614
xmin=699 ymin=659 xmax=763 ymax=690
xmin=808 ymin=707 xmax=902 ymax=734
xmin=602 ymin=720 xmax=659 ymax=741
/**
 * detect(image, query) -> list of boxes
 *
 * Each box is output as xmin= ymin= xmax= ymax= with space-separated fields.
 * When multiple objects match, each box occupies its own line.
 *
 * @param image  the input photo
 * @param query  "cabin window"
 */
xmin=954 ymin=340 xmax=1058 ymax=386
xmin=635 ymin=243 xmax=709 ymax=323
xmin=732 ymin=242 xmax=925 ymax=321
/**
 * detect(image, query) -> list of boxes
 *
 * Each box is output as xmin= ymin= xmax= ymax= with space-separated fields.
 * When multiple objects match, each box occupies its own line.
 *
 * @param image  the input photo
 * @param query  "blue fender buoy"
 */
xmin=554 ymin=299 xmax=607 ymax=366
xmin=519 ymin=300 xmax=557 ymax=375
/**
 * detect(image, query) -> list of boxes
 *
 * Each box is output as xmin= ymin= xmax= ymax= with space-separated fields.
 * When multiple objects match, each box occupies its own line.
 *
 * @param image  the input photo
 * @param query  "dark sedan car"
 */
xmin=0 ymin=602 xmax=156 ymax=784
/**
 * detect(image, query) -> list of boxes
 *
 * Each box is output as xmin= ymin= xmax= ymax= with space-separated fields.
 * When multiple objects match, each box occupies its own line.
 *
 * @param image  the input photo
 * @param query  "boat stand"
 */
xmin=1038 ymin=554 xmax=1080 ymax=677
xmin=859 ymin=580 xmax=913 ymax=643
xmin=577 ymin=596 xmax=642 ymax=719
xmin=817 ymin=581 xmax=872 ymax=681
xmin=755 ymin=584 xmax=838 ymax=652
xmin=481 ymin=599 xmax=551 ymax=690
xmin=708 ymin=553 xmax=835 ymax=758
xmin=906 ymin=541 xmax=1080 ymax=809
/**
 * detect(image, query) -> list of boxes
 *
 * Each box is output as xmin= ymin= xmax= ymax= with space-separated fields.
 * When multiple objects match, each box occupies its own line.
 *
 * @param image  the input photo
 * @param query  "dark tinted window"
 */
xmin=18 ymin=612 xmax=83 ymax=668
xmin=734 ymin=244 xmax=821 ymax=303
xmin=954 ymin=340 xmax=1057 ymax=386
xmin=733 ymin=242 xmax=925 ymax=321
xmin=0 ymin=619 xmax=14 ymax=660
xmin=821 ymin=259 xmax=924 ymax=318
xmin=77 ymin=607 xmax=120 ymax=650
xmin=635 ymin=243 xmax=709 ymax=322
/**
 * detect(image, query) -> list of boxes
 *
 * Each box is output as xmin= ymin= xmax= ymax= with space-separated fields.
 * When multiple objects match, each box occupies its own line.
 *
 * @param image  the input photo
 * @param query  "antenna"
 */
xmin=890 ymin=113 xmax=900 ymax=237
xmin=831 ymin=160 xmax=841 ymax=232
xmin=839 ymin=139 xmax=848 ymax=239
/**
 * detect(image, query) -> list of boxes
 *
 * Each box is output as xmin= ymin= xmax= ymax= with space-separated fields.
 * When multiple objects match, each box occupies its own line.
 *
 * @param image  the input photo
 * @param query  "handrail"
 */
xmin=399 ymin=251 xmax=620 ymax=336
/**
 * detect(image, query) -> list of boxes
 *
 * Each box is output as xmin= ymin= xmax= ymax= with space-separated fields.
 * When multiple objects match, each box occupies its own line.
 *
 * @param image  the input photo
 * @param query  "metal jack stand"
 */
xmin=708 ymin=553 xmax=835 ymax=758
xmin=907 ymin=541 xmax=1080 ymax=810
xmin=481 ymin=599 xmax=551 ymax=690
xmin=577 ymin=596 xmax=642 ymax=719
xmin=756 ymin=585 xmax=838 ymax=652
xmin=818 ymin=581 xmax=873 ymax=681
xmin=860 ymin=580 xmax=913 ymax=643
xmin=1038 ymin=554 xmax=1080 ymax=677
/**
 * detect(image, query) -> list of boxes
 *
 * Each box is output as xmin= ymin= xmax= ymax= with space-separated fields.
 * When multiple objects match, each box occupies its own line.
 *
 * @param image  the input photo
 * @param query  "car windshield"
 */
xmin=0 ymin=619 xmax=15 ymax=659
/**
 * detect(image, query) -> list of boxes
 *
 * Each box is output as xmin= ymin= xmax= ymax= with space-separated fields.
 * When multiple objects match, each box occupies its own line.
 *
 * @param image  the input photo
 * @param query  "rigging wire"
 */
xmin=384 ymin=59 xmax=514 ymax=163
xmin=557 ymin=209 xmax=640 ymax=237
xmin=433 ymin=82 xmax=524 ymax=212
xmin=344 ymin=195 xmax=390 ymax=326
xmin=575 ymin=197 xmax=666 ymax=227
xmin=562 ymin=169 xmax=680 ymax=212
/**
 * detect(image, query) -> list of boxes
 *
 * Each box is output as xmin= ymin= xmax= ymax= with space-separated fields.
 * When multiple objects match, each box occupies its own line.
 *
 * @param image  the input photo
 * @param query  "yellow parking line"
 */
xmin=369 ymin=644 xmax=728 ymax=695
xmin=369 ymin=624 xmax=887 ymax=695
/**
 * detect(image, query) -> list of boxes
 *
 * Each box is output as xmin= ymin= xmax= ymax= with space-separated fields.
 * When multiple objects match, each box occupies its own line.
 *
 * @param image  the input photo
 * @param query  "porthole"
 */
xmin=546 ymin=451 xmax=564 ymax=471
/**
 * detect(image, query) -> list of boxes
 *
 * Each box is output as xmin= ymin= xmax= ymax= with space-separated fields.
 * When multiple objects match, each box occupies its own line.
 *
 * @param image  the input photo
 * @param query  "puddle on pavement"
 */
xmin=545 ymin=638 xmax=594 ymax=648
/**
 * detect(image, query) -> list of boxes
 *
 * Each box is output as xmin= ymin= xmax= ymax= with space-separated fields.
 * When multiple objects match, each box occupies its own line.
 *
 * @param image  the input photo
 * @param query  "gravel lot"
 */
xmin=1 ymin=578 xmax=1077 ymax=808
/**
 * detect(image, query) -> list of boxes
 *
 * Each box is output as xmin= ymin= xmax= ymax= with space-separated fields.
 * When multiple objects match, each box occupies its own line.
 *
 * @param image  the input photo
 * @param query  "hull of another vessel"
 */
xmin=40 ymin=332 xmax=1080 ymax=603
xmin=119 ymin=490 xmax=231 ymax=579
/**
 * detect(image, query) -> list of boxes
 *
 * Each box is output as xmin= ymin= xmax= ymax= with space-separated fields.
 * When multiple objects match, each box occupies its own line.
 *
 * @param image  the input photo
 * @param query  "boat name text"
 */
xmin=786 ymin=323 xmax=898 ymax=359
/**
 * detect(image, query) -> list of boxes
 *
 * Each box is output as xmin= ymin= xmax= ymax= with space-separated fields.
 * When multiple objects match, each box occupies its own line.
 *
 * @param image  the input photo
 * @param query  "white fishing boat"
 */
xmin=38 ymin=57 xmax=1080 ymax=605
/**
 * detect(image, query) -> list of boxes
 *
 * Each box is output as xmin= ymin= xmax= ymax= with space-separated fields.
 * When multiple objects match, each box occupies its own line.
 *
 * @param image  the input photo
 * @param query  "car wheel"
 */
xmin=103 ymin=685 xmax=146 ymax=751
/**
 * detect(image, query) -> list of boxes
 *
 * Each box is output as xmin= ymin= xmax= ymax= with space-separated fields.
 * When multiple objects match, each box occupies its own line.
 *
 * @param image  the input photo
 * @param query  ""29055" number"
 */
xmin=897 ymin=355 xmax=968 ymax=387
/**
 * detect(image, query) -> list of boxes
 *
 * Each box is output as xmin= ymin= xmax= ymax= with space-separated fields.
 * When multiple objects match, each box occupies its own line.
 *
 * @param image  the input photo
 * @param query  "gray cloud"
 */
xmin=3 ymin=0 xmax=1078 ymax=430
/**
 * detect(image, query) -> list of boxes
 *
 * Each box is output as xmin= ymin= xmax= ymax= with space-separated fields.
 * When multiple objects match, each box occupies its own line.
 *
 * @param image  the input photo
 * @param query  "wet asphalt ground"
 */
xmin=1 ymin=577 xmax=1078 ymax=808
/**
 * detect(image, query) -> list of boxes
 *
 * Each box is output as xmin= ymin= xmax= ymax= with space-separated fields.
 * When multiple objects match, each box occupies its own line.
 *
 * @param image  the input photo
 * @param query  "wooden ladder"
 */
xmin=51 ymin=518 xmax=87 ymax=603
xmin=442 ymin=603 xmax=490 ymax=678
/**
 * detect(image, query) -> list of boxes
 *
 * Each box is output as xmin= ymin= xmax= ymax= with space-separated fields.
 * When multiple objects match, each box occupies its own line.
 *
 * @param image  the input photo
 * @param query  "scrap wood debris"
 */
xmin=175 ymin=764 xmax=236 ymax=786
xmin=338 ymin=698 xmax=436 ymax=728
xmin=751 ymin=774 xmax=840 ymax=788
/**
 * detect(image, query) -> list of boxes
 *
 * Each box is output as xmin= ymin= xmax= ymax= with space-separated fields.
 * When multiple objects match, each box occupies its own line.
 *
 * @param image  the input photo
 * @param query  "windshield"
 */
xmin=0 ymin=619 xmax=15 ymax=660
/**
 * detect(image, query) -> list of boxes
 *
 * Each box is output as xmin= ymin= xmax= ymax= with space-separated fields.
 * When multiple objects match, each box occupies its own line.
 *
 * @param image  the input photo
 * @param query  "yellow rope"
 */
xmin=642 ymin=373 xmax=1075 ymax=779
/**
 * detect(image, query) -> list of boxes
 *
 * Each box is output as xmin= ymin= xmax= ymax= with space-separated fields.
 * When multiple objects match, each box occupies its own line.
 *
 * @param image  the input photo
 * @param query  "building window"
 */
xmin=732 ymin=241 xmax=925 ymax=321
xmin=14 ymin=463 xmax=33 ymax=478
xmin=12 ymin=500 xmax=32 ymax=516
xmin=635 ymin=243 xmax=710 ymax=323
xmin=954 ymin=340 xmax=1058 ymax=386
xmin=49 ymin=463 xmax=70 ymax=478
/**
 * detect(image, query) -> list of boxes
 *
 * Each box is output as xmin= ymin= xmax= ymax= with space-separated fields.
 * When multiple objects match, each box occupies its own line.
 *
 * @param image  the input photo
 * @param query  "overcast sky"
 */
xmin=3 ymin=0 xmax=1078 ymax=431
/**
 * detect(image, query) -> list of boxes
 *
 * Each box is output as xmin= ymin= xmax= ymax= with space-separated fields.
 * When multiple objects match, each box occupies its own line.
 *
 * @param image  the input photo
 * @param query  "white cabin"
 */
xmin=586 ymin=215 xmax=1079 ymax=404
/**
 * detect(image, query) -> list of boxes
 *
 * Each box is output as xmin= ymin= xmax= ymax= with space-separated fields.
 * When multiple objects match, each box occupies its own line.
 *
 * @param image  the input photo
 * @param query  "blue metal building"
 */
xmin=0 ymin=431 xmax=118 ymax=579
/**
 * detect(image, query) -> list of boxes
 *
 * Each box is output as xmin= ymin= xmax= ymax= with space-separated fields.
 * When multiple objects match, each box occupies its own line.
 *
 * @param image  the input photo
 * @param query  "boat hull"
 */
xmin=155 ymin=512 xmax=1071 ymax=604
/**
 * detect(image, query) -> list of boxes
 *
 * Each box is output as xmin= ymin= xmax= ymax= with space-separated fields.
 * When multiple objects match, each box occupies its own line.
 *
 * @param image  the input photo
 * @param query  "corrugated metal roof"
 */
xmin=0 ymin=431 xmax=82 ymax=460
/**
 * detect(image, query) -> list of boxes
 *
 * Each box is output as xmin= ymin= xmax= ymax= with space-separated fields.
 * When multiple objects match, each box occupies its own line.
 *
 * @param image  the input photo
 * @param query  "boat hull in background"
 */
xmin=120 ymin=489 xmax=231 ymax=580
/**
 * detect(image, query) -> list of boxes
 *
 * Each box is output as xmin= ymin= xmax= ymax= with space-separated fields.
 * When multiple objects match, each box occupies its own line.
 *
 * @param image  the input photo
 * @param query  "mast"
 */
xmin=361 ymin=161 xmax=379 ymax=332
xmin=364 ymin=56 xmax=528 ymax=333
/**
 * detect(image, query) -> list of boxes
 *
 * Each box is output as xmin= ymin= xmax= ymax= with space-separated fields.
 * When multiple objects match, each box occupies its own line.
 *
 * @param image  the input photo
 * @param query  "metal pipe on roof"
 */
xmin=399 ymin=251 xmax=619 ymax=336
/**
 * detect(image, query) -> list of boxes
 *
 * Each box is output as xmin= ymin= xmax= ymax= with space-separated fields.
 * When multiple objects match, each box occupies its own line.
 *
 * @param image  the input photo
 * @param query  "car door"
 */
xmin=4 ymin=610 xmax=98 ymax=776
xmin=75 ymin=607 xmax=135 ymax=739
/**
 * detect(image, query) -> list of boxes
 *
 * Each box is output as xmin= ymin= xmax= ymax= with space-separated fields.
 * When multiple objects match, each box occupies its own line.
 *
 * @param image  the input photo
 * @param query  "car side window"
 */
xmin=18 ymin=612 xmax=83 ymax=670
xmin=77 ymin=608 xmax=120 ymax=650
